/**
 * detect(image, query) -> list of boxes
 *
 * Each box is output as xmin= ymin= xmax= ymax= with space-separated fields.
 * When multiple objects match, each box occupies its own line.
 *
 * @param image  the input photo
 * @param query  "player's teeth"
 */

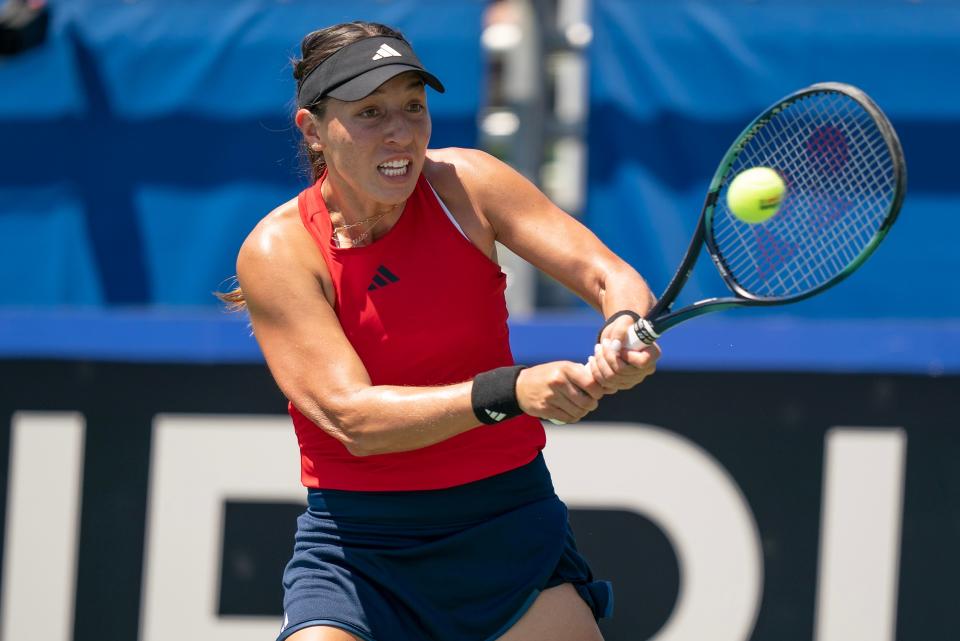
xmin=378 ymin=160 xmax=409 ymax=176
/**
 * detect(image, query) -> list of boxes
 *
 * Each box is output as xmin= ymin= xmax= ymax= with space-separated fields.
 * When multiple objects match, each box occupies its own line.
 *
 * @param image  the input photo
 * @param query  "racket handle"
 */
xmin=548 ymin=320 xmax=658 ymax=426
xmin=625 ymin=318 xmax=659 ymax=348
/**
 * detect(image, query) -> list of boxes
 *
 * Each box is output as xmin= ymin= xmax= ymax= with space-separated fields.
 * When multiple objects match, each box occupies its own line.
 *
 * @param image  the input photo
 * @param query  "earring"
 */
xmin=311 ymin=143 xmax=321 ymax=151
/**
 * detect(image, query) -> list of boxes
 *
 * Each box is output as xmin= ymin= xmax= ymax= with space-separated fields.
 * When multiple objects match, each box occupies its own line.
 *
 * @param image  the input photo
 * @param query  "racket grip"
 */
xmin=549 ymin=322 xmax=657 ymax=426
xmin=625 ymin=318 xmax=659 ymax=348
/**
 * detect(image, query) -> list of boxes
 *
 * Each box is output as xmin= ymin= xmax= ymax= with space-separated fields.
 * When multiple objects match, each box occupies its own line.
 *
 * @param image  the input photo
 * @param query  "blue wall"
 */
xmin=586 ymin=0 xmax=960 ymax=319
xmin=2 ymin=0 xmax=957 ymax=370
xmin=0 ymin=0 xmax=484 ymax=306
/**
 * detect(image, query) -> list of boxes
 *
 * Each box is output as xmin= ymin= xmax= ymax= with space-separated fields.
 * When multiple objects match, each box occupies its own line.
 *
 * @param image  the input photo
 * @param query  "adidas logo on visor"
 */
xmin=372 ymin=44 xmax=402 ymax=61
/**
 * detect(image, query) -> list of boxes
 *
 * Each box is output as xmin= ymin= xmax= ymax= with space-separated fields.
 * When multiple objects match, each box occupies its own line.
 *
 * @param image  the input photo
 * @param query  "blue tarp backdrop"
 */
xmin=1 ymin=0 xmax=958 ymax=371
xmin=0 ymin=0 xmax=484 ymax=305
xmin=586 ymin=0 xmax=960 ymax=319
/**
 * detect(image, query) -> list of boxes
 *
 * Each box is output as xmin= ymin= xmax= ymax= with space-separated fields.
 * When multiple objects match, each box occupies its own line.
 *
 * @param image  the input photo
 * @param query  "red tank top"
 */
xmin=290 ymin=171 xmax=546 ymax=491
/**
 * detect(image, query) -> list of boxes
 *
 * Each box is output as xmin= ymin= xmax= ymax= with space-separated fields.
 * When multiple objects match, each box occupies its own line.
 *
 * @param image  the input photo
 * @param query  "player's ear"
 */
xmin=295 ymin=108 xmax=324 ymax=152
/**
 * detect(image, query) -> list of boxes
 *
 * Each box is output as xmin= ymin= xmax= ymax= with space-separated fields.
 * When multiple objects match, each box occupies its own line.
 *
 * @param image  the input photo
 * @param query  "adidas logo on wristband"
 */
xmin=484 ymin=409 xmax=507 ymax=422
xmin=471 ymin=365 xmax=526 ymax=425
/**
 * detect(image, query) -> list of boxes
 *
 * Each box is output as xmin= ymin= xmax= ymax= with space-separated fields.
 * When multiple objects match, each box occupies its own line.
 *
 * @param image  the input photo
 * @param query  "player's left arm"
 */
xmin=456 ymin=148 xmax=659 ymax=391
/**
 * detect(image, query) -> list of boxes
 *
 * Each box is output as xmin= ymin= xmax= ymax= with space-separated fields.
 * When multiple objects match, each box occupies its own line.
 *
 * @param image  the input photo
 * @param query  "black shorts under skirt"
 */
xmin=277 ymin=453 xmax=613 ymax=641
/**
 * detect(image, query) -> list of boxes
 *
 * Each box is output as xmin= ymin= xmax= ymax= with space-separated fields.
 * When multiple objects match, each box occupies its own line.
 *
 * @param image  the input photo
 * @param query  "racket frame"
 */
xmin=637 ymin=82 xmax=907 ymax=342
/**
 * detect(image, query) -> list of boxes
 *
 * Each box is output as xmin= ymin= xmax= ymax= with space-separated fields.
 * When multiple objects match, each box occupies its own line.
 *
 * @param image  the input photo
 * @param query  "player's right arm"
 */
xmin=236 ymin=201 xmax=603 ymax=456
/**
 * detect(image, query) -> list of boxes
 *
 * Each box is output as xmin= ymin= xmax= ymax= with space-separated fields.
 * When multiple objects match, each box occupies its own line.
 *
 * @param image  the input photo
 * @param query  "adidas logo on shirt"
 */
xmin=372 ymin=44 xmax=402 ymax=61
xmin=367 ymin=265 xmax=400 ymax=291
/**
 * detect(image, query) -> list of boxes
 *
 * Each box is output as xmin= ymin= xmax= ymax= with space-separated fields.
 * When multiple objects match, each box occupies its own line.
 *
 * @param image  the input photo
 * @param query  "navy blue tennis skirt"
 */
xmin=277 ymin=453 xmax=612 ymax=641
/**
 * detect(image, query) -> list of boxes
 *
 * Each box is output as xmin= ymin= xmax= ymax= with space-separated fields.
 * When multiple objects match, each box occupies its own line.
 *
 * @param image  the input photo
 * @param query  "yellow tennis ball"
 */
xmin=726 ymin=167 xmax=785 ymax=224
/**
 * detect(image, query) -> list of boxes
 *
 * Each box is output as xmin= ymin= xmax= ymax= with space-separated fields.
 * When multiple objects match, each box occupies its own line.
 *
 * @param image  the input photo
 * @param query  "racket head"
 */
xmin=703 ymin=82 xmax=906 ymax=304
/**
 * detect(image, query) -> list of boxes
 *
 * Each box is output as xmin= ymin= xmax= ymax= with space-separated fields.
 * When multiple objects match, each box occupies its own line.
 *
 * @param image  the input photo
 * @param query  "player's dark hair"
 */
xmin=294 ymin=21 xmax=410 ymax=182
xmin=217 ymin=22 xmax=408 ymax=310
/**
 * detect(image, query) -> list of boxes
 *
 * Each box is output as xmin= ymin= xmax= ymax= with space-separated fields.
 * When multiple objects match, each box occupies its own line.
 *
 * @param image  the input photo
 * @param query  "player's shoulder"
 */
xmin=425 ymin=147 xmax=517 ymax=196
xmin=426 ymin=146 xmax=507 ymax=174
xmin=237 ymin=196 xmax=319 ymax=275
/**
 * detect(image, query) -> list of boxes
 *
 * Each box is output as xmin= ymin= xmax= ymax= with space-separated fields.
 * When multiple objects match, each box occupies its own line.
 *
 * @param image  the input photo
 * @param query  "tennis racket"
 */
xmin=621 ymin=82 xmax=906 ymax=349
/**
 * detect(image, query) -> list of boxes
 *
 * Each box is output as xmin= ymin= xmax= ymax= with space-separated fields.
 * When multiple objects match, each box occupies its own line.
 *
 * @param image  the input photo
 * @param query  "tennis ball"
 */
xmin=726 ymin=167 xmax=785 ymax=224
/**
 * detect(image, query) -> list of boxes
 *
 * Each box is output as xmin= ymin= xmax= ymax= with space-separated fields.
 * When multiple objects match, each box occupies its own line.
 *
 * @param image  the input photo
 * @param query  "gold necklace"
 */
xmin=330 ymin=201 xmax=404 ymax=248
xmin=332 ymin=211 xmax=388 ymax=233
xmin=332 ymin=212 xmax=388 ymax=247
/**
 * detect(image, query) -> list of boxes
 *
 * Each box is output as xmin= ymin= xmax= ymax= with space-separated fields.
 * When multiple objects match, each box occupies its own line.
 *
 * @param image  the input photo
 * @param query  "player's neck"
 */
xmin=321 ymin=172 xmax=403 ymax=229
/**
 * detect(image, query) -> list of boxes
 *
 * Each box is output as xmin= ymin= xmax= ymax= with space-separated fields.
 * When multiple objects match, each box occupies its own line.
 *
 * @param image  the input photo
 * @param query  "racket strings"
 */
xmin=711 ymin=91 xmax=897 ymax=298
xmin=723 ymin=102 xmax=891 ymax=294
xmin=735 ymin=106 xmax=885 ymax=290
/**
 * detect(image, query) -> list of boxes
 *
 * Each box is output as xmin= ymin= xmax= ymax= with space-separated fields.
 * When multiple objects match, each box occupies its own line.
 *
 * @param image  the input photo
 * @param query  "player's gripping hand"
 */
xmin=590 ymin=315 xmax=661 ymax=393
xmin=516 ymin=361 xmax=605 ymax=424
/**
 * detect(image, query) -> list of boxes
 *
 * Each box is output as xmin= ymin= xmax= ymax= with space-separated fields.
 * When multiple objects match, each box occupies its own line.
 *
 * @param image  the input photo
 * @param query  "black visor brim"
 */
xmin=325 ymin=65 xmax=445 ymax=102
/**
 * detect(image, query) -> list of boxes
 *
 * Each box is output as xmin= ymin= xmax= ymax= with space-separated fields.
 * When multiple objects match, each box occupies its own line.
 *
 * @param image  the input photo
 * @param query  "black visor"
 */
xmin=296 ymin=36 xmax=445 ymax=107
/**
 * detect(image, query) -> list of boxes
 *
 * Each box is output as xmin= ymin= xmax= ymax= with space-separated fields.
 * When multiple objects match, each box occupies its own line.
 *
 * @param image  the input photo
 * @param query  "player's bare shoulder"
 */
xmin=425 ymin=147 xmax=546 ymax=240
xmin=429 ymin=148 xmax=537 ymax=206
xmin=423 ymin=149 xmax=501 ymax=250
xmin=425 ymin=147 xmax=511 ymax=195
xmin=240 ymin=198 xmax=309 ymax=261
xmin=237 ymin=197 xmax=328 ymax=292
xmin=425 ymin=147 xmax=522 ymax=213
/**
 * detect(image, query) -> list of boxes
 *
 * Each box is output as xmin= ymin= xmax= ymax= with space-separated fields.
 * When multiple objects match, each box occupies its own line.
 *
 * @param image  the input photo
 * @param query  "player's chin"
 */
xmin=374 ymin=170 xmax=418 ymax=202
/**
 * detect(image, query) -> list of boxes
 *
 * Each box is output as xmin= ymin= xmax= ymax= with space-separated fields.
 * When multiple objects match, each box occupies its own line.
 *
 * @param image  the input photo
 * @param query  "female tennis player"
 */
xmin=226 ymin=21 xmax=660 ymax=641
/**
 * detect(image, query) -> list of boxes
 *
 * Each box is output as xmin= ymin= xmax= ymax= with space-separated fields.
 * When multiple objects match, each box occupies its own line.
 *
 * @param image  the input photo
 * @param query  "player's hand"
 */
xmin=516 ymin=361 xmax=605 ymax=424
xmin=590 ymin=314 xmax=661 ymax=393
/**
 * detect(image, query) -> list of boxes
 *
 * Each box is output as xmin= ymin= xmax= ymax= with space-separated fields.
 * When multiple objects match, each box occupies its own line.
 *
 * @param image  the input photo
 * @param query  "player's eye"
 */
xmin=357 ymin=107 xmax=380 ymax=118
xmin=406 ymin=102 xmax=425 ymax=113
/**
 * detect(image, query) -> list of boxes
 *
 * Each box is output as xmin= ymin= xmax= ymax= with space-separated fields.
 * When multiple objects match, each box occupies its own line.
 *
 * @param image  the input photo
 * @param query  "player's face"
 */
xmin=315 ymin=72 xmax=432 ymax=208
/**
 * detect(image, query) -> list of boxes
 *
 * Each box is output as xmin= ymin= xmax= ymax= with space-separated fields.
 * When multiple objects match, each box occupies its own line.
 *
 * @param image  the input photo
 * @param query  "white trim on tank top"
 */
xmin=426 ymin=181 xmax=469 ymax=240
